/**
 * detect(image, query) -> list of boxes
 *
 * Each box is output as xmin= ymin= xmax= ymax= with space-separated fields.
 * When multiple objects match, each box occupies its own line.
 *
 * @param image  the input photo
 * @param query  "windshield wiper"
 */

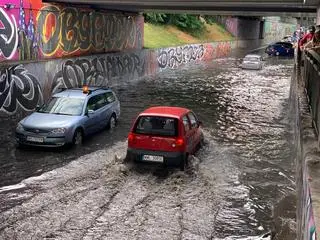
xmin=52 ymin=112 xmax=73 ymax=116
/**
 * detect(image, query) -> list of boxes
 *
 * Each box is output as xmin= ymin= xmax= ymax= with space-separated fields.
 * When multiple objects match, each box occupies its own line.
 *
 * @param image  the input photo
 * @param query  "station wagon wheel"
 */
xmin=107 ymin=114 xmax=117 ymax=130
xmin=73 ymin=129 xmax=83 ymax=146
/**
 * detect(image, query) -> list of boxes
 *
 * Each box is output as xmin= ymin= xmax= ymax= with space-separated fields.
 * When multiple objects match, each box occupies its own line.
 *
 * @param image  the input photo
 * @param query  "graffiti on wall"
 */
xmin=0 ymin=65 xmax=43 ymax=114
xmin=0 ymin=40 xmax=236 ymax=114
xmin=264 ymin=21 xmax=296 ymax=41
xmin=304 ymin=186 xmax=317 ymax=240
xmin=225 ymin=17 xmax=238 ymax=37
xmin=51 ymin=53 xmax=146 ymax=93
xmin=0 ymin=0 xmax=41 ymax=61
xmin=215 ymin=42 xmax=232 ymax=58
xmin=0 ymin=8 xmax=18 ymax=60
xmin=157 ymin=43 xmax=232 ymax=69
xmin=157 ymin=45 xmax=205 ymax=69
xmin=37 ymin=5 xmax=143 ymax=57
xmin=202 ymin=42 xmax=232 ymax=60
xmin=0 ymin=1 xmax=143 ymax=62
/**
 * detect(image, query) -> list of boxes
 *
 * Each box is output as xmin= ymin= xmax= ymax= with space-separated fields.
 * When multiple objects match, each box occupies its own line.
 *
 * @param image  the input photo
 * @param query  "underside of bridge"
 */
xmin=47 ymin=0 xmax=319 ymax=16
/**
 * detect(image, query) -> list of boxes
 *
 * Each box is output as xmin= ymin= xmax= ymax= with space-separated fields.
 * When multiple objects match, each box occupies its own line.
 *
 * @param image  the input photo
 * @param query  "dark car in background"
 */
xmin=265 ymin=42 xmax=294 ymax=56
xmin=281 ymin=35 xmax=293 ymax=43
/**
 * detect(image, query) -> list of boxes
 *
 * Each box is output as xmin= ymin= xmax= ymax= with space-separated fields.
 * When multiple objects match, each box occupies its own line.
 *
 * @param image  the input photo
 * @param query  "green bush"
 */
xmin=144 ymin=13 xmax=205 ymax=37
xmin=203 ymin=16 xmax=217 ymax=25
xmin=143 ymin=13 xmax=167 ymax=24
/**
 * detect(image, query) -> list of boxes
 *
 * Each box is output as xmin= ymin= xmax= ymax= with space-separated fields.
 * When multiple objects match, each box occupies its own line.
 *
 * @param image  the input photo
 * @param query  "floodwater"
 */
xmin=0 ymin=55 xmax=296 ymax=239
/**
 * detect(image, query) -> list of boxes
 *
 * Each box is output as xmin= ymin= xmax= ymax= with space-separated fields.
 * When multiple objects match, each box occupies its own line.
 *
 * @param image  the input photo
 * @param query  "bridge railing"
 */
xmin=303 ymin=49 xmax=320 ymax=137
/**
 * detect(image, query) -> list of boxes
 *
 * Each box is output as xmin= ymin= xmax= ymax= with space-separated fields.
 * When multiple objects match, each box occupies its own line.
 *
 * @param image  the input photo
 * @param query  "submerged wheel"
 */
xmin=17 ymin=142 xmax=26 ymax=149
xmin=107 ymin=114 xmax=117 ymax=130
xmin=180 ymin=154 xmax=189 ymax=171
xmin=199 ymin=134 xmax=205 ymax=149
xmin=73 ymin=129 xmax=83 ymax=146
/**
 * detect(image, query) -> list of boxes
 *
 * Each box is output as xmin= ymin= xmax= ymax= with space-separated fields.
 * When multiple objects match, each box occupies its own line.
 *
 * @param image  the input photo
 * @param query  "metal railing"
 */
xmin=302 ymin=49 xmax=320 ymax=136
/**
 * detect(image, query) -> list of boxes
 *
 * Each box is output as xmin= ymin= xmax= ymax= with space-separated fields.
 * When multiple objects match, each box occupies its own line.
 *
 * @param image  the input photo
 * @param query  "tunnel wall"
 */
xmin=213 ymin=16 xmax=297 ymax=42
xmin=0 ymin=1 xmax=143 ymax=63
xmin=213 ymin=16 xmax=261 ymax=40
xmin=0 ymin=0 xmax=297 ymax=65
xmin=263 ymin=19 xmax=297 ymax=43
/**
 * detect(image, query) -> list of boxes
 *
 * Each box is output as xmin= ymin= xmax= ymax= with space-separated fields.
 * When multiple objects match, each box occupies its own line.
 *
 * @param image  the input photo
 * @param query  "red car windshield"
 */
xmin=134 ymin=116 xmax=178 ymax=136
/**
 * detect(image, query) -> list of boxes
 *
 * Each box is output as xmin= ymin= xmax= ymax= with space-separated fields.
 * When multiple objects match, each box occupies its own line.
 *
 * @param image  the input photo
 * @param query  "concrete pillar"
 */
xmin=317 ymin=6 xmax=320 ymax=25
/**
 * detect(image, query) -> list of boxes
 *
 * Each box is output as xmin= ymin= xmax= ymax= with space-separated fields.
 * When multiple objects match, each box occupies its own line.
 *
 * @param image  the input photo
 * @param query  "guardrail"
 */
xmin=303 ymin=49 xmax=320 ymax=137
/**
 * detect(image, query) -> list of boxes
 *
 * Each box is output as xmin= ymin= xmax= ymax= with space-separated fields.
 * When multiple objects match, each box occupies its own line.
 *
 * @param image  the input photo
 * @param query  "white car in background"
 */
xmin=240 ymin=54 xmax=263 ymax=70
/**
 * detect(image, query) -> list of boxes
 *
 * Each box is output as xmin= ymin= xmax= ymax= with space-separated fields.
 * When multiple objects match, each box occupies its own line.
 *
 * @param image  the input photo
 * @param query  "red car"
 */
xmin=126 ymin=106 xmax=204 ymax=170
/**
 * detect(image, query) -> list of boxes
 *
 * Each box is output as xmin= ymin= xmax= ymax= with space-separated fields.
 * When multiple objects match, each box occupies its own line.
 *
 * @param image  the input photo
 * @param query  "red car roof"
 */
xmin=140 ymin=106 xmax=190 ymax=118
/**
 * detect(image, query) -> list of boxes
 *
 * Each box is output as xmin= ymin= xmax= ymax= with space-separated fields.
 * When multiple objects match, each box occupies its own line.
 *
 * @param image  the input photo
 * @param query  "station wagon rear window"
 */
xmin=134 ymin=116 xmax=178 ymax=136
xmin=244 ymin=57 xmax=259 ymax=61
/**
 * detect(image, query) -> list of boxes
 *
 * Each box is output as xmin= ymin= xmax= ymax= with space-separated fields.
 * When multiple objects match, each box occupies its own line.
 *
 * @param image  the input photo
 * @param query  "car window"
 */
xmin=187 ymin=112 xmax=198 ymax=129
xmin=244 ymin=57 xmax=259 ymax=62
xmin=104 ymin=92 xmax=115 ymax=104
xmin=281 ymin=42 xmax=292 ymax=48
xmin=87 ymin=94 xmax=106 ymax=111
xmin=134 ymin=116 xmax=178 ymax=136
xmin=182 ymin=115 xmax=190 ymax=132
xmin=275 ymin=42 xmax=292 ymax=48
xmin=38 ymin=97 xmax=84 ymax=116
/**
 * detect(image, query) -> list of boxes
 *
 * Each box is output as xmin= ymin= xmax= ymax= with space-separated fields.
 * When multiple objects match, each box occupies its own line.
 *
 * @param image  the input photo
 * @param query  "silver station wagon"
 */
xmin=240 ymin=54 xmax=263 ymax=70
xmin=16 ymin=87 xmax=120 ymax=147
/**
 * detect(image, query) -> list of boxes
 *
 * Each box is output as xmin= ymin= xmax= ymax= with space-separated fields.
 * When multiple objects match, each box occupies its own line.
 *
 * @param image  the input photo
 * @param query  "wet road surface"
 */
xmin=0 ymin=55 xmax=296 ymax=239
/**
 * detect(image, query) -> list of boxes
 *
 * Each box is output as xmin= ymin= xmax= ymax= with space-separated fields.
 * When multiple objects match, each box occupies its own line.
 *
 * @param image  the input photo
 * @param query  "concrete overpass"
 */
xmin=46 ymin=0 xmax=320 ymax=17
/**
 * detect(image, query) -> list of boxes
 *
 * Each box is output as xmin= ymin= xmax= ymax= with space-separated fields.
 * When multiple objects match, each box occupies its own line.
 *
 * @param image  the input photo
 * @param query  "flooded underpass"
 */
xmin=0 ymin=55 xmax=296 ymax=239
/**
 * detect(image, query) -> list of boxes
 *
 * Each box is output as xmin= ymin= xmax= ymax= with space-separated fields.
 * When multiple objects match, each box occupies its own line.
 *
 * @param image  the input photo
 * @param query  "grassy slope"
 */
xmin=144 ymin=22 xmax=234 ymax=49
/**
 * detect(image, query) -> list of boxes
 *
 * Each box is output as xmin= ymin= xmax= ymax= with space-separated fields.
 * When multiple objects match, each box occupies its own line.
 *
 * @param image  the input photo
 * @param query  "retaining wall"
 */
xmin=211 ymin=16 xmax=297 ymax=41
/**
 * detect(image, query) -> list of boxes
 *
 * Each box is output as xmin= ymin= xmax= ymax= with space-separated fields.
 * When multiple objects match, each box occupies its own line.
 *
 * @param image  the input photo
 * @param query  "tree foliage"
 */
xmin=143 ymin=13 xmax=205 ymax=37
xmin=144 ymin=13 xmax=168 ymax=24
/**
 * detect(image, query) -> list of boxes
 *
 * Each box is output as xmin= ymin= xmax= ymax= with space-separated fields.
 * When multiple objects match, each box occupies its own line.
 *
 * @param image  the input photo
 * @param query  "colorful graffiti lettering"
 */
xmin=0 ymin=65 xmax=43 ymax=114
xmin=18 ymin=0 xmax=41 ymax=61
xmin=202 ymin=43 xmax=214 ymax=61
xmin=0 ymin=8 xmax=18 ymax=60
xmin=0 ymin=1 xmax=143 ymax=62
xmin=215 ymin=42 xmax=232 ymax=58
xmin=37 ymin=5 xmax=143 ymax=57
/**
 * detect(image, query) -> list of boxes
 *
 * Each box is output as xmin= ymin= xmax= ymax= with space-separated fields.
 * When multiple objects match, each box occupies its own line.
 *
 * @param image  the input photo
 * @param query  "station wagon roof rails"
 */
xmin=57 ymin=87 xmax=68 ymax=92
